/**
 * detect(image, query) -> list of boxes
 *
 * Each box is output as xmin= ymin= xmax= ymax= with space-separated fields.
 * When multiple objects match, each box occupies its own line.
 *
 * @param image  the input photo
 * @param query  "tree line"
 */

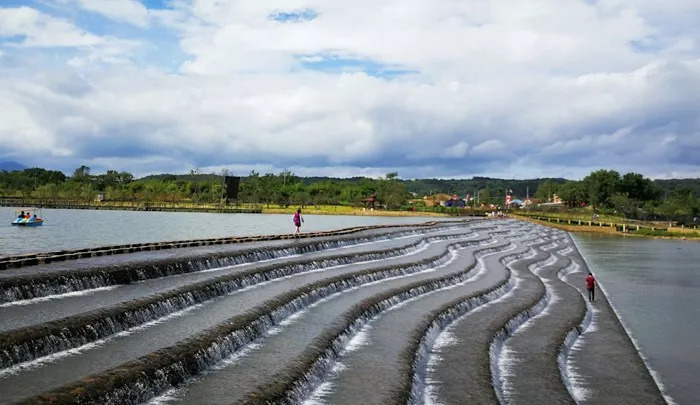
xmin=0 ymin=167 xmax=410 ymax=209
xmin=0 ymin=166 xmax=698 ymax=220
xmin=533 ymin=170 xmax=699 ymax=222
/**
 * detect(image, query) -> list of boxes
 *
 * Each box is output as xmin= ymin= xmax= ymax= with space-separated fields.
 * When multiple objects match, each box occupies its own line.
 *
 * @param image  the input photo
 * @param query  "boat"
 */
xmin=11 ymin=209 xmax=44 ymax=227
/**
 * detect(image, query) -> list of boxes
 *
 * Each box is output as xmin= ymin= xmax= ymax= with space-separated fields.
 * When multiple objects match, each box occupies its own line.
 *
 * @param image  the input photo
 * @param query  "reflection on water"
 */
xmin=0 ymin=207 xmax=446 ymax=256
xmin=572 ymin=233 xmax=700 ymax=405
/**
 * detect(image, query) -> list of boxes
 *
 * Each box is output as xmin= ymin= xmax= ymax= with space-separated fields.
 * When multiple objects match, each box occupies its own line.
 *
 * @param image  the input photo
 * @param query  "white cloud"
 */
xmin=0 ymin=1 xmax=699 ymax=180
xmin=0 ymin=6 xmax=102 ymax=47
xmin=444 ymin=141 xmax=470 ymax=158
xmin=73 ymin=0 xmax=150 ymax=27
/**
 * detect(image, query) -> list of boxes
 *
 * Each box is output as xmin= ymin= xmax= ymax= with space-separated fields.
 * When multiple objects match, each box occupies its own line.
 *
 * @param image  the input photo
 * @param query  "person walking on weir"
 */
xmin=293 ymin=208 xmax=304 ymax=236
xmin=586 ymin=272 xmax=596 ymax=302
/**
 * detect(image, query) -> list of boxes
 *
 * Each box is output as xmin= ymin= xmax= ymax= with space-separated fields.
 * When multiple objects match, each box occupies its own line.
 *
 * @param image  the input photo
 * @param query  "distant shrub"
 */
xmin=632 ymin=228 xmax=699 ymax=238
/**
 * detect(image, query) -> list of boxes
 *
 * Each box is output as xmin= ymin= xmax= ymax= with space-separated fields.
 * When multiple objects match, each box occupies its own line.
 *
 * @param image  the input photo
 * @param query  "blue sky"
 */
xmin=0 ymin=0 xmax=699 ymax=179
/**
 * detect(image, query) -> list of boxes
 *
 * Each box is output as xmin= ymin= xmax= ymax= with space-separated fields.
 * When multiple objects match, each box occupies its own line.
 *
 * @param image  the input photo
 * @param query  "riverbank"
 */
xmin=261 ymin=205 xmax=451 ymax=217
xmin=1 ymin=199 xmax=457 ymax=217
xmin=0 ymin=199 xmax=261 ymax=214
xmin=514 ymin=215 xmax=700 ymax=241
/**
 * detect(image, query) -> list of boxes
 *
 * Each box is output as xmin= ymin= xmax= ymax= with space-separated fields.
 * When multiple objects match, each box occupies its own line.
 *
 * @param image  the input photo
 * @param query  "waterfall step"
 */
xmin=423 ymin=243 xmax=553 ymax=404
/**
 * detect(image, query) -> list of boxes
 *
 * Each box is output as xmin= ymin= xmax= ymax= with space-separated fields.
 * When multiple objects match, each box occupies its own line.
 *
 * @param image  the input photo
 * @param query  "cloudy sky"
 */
xmin=0 ymin=0 xmax=698 ymax=179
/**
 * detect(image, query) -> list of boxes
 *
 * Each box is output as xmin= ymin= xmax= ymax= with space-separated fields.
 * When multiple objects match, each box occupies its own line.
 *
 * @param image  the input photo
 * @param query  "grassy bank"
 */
xmin=262 ymin=205 xmax=450 ymax=217
xmin=515 ymin=215 xmax=700 ymax=241
xmin=1 ymin=198 xmax=454 ymax=217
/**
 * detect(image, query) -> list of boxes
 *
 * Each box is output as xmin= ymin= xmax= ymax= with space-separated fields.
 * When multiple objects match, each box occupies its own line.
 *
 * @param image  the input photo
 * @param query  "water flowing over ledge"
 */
xmin=407 ymin=247 xmax=538 ymax=405
xmin=0 ymin=231 xmax=491 ymax=370
xmin=1 ymin=220 xmax=667 ymax=405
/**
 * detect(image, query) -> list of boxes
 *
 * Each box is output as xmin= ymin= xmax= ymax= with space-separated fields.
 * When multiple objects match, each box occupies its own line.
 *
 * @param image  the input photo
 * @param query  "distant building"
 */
xmin=361 ymin=194 xmax=377 ymax=209
xmin=445 ymin=194 xmax=465 ymax=208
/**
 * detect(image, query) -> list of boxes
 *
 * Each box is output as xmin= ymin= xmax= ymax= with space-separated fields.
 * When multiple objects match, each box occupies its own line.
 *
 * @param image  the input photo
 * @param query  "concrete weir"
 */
xmin=0 ymin=219 xmax=665 ymax=404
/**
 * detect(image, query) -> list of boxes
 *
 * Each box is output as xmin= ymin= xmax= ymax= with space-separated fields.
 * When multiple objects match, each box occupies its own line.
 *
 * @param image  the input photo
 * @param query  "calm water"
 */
xmin=572 ymin=234 xmax=700 ymax=405
xmin=0 ymin=207 xmax=445 ymax=256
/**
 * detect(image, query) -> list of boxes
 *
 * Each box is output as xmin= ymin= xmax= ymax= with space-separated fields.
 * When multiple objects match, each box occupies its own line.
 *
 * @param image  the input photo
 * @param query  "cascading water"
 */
xmin=0 ymin=225 xmax=476 ymax=304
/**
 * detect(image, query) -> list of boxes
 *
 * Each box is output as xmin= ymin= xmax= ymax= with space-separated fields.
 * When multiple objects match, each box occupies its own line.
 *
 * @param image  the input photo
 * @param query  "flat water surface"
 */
xmin=0 ymin=207 xmax=443 ymax=256
xmin=572 ymin=234 xmax=700 ymax=405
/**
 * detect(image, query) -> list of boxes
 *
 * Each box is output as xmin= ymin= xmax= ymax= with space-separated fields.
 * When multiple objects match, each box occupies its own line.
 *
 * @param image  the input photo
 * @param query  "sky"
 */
xmin=0 ymin=0 xmax=699 ymax=180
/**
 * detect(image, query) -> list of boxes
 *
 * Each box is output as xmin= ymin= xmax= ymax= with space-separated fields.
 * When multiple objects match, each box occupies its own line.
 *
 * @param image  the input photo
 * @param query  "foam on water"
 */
xmin=492 ymin=290 xmax=550 ymax=402
xmin=0 ymin=302 xmax=204 ymax=376
xmin=409 ymin=240 xmax=540 ymax=404
xmin=147 ymin=342 xmax=264 ymax=405
xmin=123 ymin=237 xmax=489 ymax=404
xmin=0 ymin=286 xmax=119 ymax=308
xmin=423 ymin=328 xmax=459 ymax=405
xmin=302 ymin=326 xmax=373 ymax=405
xmin=284 ymin=240 xmax=519 ymax=404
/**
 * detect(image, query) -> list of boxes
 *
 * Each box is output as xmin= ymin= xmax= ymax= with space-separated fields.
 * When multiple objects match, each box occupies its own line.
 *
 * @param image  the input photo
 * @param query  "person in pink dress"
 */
xmin=293 ymin=208 xmax=304 ymax=236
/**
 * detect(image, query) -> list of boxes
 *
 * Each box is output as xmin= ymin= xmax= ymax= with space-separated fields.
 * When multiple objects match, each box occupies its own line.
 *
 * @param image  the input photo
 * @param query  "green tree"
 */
xmin=618 ymin=172 xmax=660 ymax=202
xmin=23 ymin=167 xmax=66 ymax=185
xmin=582 ymin=169 xmax=620 ymax=208
xmin=556 ymin=181 xmax=587 ymax=207
xmin=608 ymin=193 xmax=637 ymax=218
xmin=479 ymin=188 xmax=490 ymax=206
xmin=535 ymin=180 xmax=559 ymax=202
xmin=72 ymin=165 xmax=91 ymax=183
xmin=377 ymin=172 xmax=408 ymax=209
xmin=660 ymin=188 xmax=699 ymax=217
xmin=34 ymin=183 xmax=59 ymax=200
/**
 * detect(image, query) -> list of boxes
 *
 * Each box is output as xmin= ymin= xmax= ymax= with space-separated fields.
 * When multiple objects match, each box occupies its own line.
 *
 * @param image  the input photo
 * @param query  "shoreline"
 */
xmin=261 ymin=207 xmax=451 ymax=217
xmin=1 ymin=202 xmax=456 ymax=218
xmin=515 ymin=216 xmax=700 ymax=242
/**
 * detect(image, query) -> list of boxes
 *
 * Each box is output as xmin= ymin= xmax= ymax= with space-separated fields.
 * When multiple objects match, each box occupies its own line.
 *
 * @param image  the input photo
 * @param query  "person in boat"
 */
xmin=18 ymin=211 xmax=25 ymax=219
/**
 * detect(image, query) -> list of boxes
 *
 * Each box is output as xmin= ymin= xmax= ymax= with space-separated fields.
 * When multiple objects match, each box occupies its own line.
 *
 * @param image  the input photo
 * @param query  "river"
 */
xmin=572 ymin=233 xmax=699 ymax=405
xmin=0 ymin=207 xmax=446 ymax=257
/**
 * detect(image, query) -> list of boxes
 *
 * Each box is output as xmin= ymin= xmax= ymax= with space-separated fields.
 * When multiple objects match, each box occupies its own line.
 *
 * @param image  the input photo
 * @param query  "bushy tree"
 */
xmin=618 ymin=172 xmax=660 ymax=202
xmin=479 ymin=188 xmax=491 ymax=206
xmin=557 ymin=181 xmax=587 ymax=207
xmin=72 ymin=165 xmax=91 ymax=182
xmin=609 ymin=193 xmax=637 ymax=218
xmin=376 ymin=172 xmax=408 ymax=209
xmin=535 ymin=180 xmax=559 ymax=202
xmin=582 ymin=169 xmax=620 ymax=208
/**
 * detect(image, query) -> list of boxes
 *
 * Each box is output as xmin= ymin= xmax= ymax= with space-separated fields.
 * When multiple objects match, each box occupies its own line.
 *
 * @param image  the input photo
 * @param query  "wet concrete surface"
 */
xmin=0 ymin=220 xmax=666 ymax=405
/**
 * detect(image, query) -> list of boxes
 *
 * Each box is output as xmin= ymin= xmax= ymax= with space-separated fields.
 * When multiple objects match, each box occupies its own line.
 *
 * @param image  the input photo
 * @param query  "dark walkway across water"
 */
xmin=0 ymin=219 xmax=664 ymax=404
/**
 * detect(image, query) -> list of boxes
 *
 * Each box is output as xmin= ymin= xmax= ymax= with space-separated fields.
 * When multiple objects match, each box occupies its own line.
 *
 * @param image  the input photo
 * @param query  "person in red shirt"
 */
xmin=585 ymin=272 xmax=596 ymax=302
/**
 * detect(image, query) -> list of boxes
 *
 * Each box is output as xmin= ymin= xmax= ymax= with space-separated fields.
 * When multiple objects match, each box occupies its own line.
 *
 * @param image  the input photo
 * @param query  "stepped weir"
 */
xmin=0 ymin=219 xmax=665 ymax=404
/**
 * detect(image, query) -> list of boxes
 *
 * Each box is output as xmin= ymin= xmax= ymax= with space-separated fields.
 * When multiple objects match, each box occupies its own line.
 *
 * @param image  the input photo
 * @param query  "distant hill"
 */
xmin=654 ymin=178 xmax=700 ymax=196
xmin=0 ymin=161 xmax=26 ymax=171
xmin=138 ymin=173 xmax=222 ymax=182
xmin=294 ymin=175 xmax=568 ymax=197
xmin=401 ymin=177 xmax=568 ymax=198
